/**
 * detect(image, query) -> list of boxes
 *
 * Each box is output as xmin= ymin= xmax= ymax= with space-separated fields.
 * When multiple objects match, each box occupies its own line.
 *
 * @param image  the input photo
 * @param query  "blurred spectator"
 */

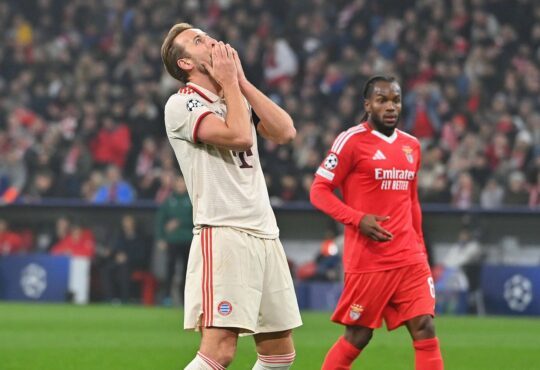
xmin=24 ymin=169 xmax=57 ymax=200
xmin=89 ymin=116 xmax=132 ymax=169
xmin=0 ymin=148 xmax=27 ymax=205
xmin=154 ymin=175 xmax=193 ymax=305
xmin=404 ymin=83 xmax=442 ymax=142
xmin=451 ymin=172 xmax=479 ymax=209
xmin=296 ymin=227 xmax=342 ymax=282
xmin=503 ymin=171 xmax=529 ymax=206
xmin=99 ymin=215 xmax=150 ymax=303
xmin=35 ymin=216 xmax=71 ymax=253
xmin=0 ymin=219 xmax=24 ymax=255
xmin=92 ymin=165 xmax=135 ymax=204
xmin=480 ymin=177 xmax=504 ymax=209
xmin=50 ymin=220 xmax=95 ymax=258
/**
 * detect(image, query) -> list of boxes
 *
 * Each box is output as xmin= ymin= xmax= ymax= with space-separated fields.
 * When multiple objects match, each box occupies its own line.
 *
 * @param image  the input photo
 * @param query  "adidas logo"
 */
xmin=372 ymin=150 xmax=386 ymax=160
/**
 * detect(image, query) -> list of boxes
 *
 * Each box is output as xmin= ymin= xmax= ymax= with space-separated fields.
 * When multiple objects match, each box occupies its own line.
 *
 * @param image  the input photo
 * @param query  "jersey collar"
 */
xmin=369 ymin=126 xmax=398 ymax=144
xmin=186 ymin=82 xmax=220 ymax=103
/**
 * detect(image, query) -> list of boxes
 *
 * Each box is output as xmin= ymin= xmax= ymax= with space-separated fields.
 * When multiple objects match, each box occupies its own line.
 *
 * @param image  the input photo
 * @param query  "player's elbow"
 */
xmin=309 ymin=181 xmax=323 ymax=208
xmin=230 ymin=136 xmax=254 ymax=151
xmin=281 ymin=125 xmax=297 ymax=144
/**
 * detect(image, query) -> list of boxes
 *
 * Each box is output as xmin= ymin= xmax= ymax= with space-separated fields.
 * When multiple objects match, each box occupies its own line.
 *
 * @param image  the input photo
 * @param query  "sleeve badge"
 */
xmin=186 ymin=99 xmax=203 ymax=112
xmin=323 ymin=153 xmax=339 ymax=170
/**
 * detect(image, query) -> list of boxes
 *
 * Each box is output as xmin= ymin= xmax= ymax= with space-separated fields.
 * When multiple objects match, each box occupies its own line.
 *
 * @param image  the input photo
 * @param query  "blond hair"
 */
xmin=161 ymin=23 xmax=193 ymax=83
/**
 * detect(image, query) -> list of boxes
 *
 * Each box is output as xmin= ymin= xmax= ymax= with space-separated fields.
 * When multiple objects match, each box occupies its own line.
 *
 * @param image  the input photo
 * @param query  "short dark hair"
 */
xmin=161 ymin=23 xmax=194 ymax=83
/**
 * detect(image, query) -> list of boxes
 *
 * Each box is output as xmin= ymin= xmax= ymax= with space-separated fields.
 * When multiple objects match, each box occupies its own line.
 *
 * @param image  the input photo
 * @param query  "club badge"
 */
xmin=402 ymin=145 xmax=414 ymax=164
xmin=217 ymin=301 xmax=233 ymax=316
xmin=349 ymin=304 xmax=364 ymax=321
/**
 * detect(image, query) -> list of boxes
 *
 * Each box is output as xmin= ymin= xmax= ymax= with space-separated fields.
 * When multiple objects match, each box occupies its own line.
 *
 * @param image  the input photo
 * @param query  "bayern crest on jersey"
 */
xmin=402 ymin=145 xmax=414 ymax=164
xmin=349 ymin=304 xmax=364 ymax=321
xmin=217 ymin=301 xmax=233 ymax=316
xmin=323 ymin=153 xmax=339 ymax=170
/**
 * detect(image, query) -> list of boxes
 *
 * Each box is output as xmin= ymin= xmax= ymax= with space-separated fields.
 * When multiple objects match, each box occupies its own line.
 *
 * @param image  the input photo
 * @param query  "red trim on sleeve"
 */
xmin=310 ymin=176 xmax=365 ymax=228
xmin=193 ymin=111 xmax=213 ymax=143
xmin=189 ymin=85 xmax=214 ymax=103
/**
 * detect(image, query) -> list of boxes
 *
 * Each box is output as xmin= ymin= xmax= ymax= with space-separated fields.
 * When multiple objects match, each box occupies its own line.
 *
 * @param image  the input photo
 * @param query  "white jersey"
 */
xmin=164 ymin=82 xmax=279 ymax=238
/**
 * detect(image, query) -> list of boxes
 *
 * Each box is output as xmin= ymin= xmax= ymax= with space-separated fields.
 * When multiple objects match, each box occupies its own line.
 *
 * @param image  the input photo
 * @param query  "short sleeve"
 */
xmin=164 ymin=94 xmax=213 ymax=143
xmin=315 ymin=134 xmax=356 ymax=187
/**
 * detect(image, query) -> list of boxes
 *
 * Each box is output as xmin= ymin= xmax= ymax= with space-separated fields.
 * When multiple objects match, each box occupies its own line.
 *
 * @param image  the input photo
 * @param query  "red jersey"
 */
xmin=310 ymin=122 xmax=427 ymax=273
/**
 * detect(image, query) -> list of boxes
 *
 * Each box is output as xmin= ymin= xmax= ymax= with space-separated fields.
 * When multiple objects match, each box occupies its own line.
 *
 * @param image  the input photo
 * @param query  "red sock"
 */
xmin=413 ymin=337 xmax=444 ymax=370
xmin=322 ymin=336 xmax=362 ymax=370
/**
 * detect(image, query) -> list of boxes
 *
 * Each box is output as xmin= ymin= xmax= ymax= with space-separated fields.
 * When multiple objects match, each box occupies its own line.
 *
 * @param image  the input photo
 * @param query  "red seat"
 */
xmin=131 ymin=270 xmax=157 ymax=306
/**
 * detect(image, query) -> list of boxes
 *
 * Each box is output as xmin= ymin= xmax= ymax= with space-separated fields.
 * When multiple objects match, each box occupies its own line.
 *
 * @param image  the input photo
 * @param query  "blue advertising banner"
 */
xmin=481 ymin=265 xmax=540 ymax=316
xmin=0 ymin=255 xmax=70 ymax=302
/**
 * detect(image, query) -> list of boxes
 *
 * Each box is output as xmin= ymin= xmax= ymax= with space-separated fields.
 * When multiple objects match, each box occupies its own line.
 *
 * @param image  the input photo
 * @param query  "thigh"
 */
xmin=331 ymin=269 xmax=402 ymax=329
xmin=257 ymin=239 xmax=302 ymax=333
xmin=185 ymin=227 xmax=264 ymax=333
xmin=385 ymin=262 xmax=436 ymax=331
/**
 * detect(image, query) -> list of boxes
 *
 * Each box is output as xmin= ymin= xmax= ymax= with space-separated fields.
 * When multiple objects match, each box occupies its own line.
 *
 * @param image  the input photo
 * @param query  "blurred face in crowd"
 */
xmin=365 ymin=81 xmax=402 ymax=136
xmin=56 ymin=217 xmax=70 ymax=237
xmin=175 ymin=28 xmax=217 ymax=77
xmin=106 ymin=165 xmax=121 ymax=183
xmin=121 ymin=215 xmax=135 ymax=233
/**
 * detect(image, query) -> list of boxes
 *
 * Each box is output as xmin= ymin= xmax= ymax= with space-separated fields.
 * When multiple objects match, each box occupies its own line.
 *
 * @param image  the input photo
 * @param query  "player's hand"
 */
xmin=230 ymin=46 xmax=247 ymax=85
xmin=201 ymin=42 xmax=238 ymax=88
xmin=359 ymin=214 xmax=393 ymax=242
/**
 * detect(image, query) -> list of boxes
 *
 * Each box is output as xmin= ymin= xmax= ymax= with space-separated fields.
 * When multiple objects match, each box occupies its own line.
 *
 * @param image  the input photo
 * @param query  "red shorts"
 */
xmin=331 ymin=262 xmax=435 ymax=331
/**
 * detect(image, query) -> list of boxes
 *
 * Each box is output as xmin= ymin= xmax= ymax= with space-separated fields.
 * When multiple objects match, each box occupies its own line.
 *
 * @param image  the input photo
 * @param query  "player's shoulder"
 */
xmin=165 ymin=88 xmax=206 ymax=114
xmin=397 ymin=129 xmax=420 ymax=147
xmin=331 ymin=123 xmax=369 ymax=154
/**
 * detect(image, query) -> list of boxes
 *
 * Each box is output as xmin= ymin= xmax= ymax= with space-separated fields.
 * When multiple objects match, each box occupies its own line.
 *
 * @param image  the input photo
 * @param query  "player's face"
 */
xmin=175 ymin=28 xmax=217 ymax=75
xmin=365 ymin=81 xmax=402 ymax=135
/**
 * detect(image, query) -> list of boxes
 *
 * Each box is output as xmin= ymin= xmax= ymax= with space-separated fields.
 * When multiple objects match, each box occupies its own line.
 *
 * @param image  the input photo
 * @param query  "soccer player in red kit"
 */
xmin=310 ymin=75 xmax=444 ymax=370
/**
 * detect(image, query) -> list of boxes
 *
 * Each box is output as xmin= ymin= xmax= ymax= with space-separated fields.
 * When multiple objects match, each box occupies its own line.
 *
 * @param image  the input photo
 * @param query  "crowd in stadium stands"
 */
xmin=1 ymin=0 xmax=540 ymax=210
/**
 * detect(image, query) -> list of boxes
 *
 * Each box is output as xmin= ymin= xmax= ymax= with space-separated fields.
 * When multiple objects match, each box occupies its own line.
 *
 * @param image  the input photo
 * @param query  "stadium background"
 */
xmin=1 ymin=0 xmax=540 ymax=369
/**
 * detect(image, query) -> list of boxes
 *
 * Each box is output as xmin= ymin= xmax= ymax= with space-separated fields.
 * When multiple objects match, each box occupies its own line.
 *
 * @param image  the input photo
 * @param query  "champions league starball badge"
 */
xmin=324 ymin=154 xmax=339 ymax=170
xmin=186 ymin=99 xmax=203 ymax=112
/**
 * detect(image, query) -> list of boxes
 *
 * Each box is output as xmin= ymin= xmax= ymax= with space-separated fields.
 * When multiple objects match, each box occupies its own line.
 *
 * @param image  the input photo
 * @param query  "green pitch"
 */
xmin=1 ymin=303 xmax=539 ymax=370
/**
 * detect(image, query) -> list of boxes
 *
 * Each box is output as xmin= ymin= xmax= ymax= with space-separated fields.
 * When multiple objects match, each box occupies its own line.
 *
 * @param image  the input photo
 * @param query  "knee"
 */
xmin=410 ymin=316 xmax=436 ymax=340
xmin=344 ymin=327 xmax=373 ymax=349
xmin=215 ymin=341 xmax=237 ymax=367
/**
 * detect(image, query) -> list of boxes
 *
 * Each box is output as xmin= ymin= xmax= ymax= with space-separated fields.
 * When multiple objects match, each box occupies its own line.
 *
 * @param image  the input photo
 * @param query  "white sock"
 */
xmin=252 ymin=352 xmax=296 ymax=369
xmin=185 ymin=352 xmax=226 ymax=370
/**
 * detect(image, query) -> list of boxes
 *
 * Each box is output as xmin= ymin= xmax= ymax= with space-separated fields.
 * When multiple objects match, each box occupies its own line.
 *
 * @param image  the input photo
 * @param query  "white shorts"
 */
xmin=184 ymin=227 xmax=302 ymax=334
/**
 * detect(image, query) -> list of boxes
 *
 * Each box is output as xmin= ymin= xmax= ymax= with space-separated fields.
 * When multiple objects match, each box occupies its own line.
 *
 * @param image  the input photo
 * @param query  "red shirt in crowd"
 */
xmin=51 ymin=229 xmax=95 ymax=258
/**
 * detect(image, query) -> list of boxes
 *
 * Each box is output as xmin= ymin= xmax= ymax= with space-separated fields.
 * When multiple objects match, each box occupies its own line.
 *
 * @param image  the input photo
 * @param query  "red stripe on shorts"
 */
xmin=208 ymin=227 xmax=214 ymax=326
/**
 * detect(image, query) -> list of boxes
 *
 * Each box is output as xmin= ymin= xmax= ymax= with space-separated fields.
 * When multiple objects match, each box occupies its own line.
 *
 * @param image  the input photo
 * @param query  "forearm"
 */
xmin=310 ymin=179 xmax=365 ymax=228
xmin=240 ymin=80 xmax=295 ymax=144
xmin=223 ymin=83 xmax=253 ymax=148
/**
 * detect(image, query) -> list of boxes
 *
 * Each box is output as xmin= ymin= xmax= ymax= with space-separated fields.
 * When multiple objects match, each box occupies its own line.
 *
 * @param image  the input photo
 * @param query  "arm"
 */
xmin=310 ymin=178 xmax=365 ymax=228
xmin=411 ymin=149 xmax=426 ymax=251
xmin=232 ymin=48 xmax=296 ymax=145
xmin=196 ymin=43 xmax=252 ymax=151
xmin=311 ymin=178 xmax=393 ymax=241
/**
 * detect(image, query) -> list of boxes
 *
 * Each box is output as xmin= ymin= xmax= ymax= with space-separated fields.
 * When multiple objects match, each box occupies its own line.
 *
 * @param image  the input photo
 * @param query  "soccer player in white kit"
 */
xmin=161 ymin=23 xmax=302 ymax=370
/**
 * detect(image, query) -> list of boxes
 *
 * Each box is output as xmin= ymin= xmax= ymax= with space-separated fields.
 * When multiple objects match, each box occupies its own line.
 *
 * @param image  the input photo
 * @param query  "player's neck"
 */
xmin=188 ymin=75 xmax=222 ymax=96
xmin=367 ymin=119 xmax=395 ymax=137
